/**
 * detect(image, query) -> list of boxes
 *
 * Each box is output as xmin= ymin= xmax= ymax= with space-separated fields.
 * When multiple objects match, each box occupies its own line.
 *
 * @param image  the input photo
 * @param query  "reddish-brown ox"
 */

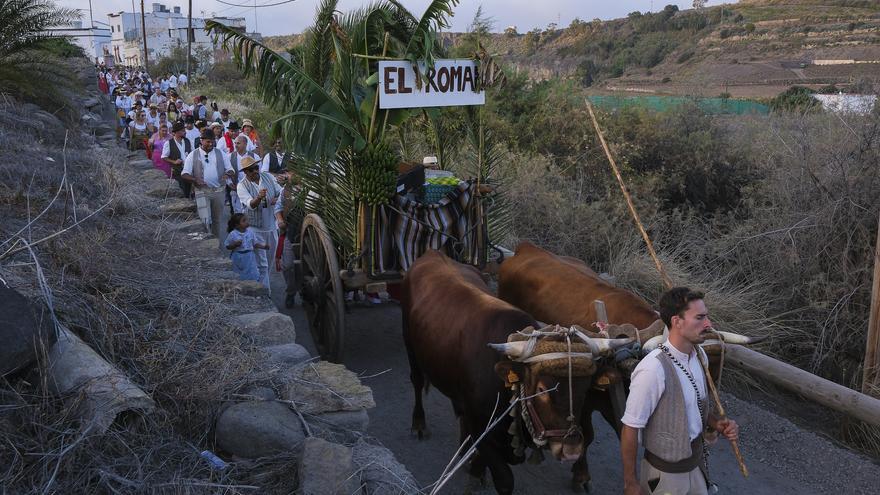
xmin=498 ymin=241 xmax=763 ymax=489
xmin=403 ymin=250 xmax=592 ymax=495
xmin=498 ymin=241 xmax=663 ymax=490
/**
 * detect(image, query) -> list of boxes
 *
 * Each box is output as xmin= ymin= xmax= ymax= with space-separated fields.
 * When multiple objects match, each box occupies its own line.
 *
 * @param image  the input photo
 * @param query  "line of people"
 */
xmin=108 ymin=66 xmax=301 ymax=308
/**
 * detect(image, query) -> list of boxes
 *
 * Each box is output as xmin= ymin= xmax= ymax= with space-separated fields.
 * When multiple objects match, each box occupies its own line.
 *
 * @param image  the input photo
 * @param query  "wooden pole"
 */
xmin=728 ymin=344 xmax=880 ymax=427
xmin=699 ymin=343 xmax=748 ymax=477
xmin=140 ymin=0 xmax=149 ymax=70
xmin=584 ymin=99 xmax=674 ymax=289
xmin=186 ymin=0 xmax=192 ymax=81
xmin=862 ymin=212 xmax=880 ymax=397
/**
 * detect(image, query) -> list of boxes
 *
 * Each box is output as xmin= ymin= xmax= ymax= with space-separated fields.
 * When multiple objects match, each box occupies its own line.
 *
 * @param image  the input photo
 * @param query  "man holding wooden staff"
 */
xmin=621 ymin=287 xmax=739 ymax=495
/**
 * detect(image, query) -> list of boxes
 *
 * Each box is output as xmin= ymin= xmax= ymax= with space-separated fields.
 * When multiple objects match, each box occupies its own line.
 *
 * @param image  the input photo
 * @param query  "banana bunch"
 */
xmin=426 ymin=177 xmax=461 ymax=186
xmin=353 ymin=141 xmax=398 ymax=206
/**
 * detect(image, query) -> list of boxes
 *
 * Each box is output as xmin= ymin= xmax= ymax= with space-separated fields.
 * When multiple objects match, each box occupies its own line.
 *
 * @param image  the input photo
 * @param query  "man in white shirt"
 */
xmin=178 ymin=72 xmax=188 ymax=86
xmin=228 ymin=134 xmax=261 ymax=186
xmin=237 ymin=157 xmax=282 ymax=289
xmin=184 ymin=116 xmax=200 ymax=150
xmin=161 ymin=120 xmax=193 ymax=195
xmin=169 ymin=73 xmax=178 ymax=89
xmin=261 ymin=137 xmax=290 ymax=182
xmin=217 ymin=108 xmax=232 ymax=130
xmin=620 ymin=287 xmax=739 ymax=495
xmin=217 ymin=121 xmax=256 ymax=155
xmin=145 ymin=104 xmax=160 ymax=129
xmin=182 ymin=130 xmax=235 ymax=248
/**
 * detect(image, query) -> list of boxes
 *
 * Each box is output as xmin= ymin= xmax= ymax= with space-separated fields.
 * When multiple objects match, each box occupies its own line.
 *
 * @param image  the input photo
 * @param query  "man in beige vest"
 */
xmin=621 ymin=287 xmax=739 ymax=495
xmin=181 ymin=129 xmax=234 ymax=249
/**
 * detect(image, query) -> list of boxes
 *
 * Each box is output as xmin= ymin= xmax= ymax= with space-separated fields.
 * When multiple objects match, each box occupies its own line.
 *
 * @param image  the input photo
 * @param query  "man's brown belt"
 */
xmin=644 ymin=437 xmax=703 ymax=473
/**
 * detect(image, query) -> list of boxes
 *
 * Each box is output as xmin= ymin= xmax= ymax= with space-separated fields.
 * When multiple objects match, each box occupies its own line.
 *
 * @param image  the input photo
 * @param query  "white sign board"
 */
xmin=378 ymin=59 xmax=485 ymax=109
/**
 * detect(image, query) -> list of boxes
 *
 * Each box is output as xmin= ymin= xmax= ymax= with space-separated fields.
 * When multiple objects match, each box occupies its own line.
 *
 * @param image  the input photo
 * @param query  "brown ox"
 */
xmin=403 ymin=250 xmax=592 ymax=495
xmin=497 ymin=241 xmax=661 ymax=490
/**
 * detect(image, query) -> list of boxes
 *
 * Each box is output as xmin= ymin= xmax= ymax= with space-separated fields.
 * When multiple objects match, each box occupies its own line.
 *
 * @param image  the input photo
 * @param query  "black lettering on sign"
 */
xmin=383 ymin=66 xmax=397 ymax=94
xmin=474 ymin=66 xmax=481 ymax=91
xmin=437 ymin=67 xmax=450 ymax=92
xmin=463 ymin=66 xmax=474 ymax=91
xmin=425 ymin=68 xmax=439 ymax=93
xmin=398 ymin=67 xmax=413 ymax=94
xmin=450 ymin=65 xmax=463 ymax=91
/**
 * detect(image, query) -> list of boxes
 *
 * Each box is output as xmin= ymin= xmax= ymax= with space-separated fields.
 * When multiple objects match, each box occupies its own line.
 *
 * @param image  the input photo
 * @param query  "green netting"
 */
xmin=587 ymin=95 xmax=770 ymax=115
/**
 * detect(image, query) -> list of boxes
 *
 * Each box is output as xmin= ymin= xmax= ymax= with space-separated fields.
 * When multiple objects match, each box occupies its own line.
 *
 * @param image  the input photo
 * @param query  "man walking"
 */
xmin=261 ymin=137 xmax=290 ymax=181
xmin=621 ymin=287 xmax=739 ymax=495
xmin=182 ymin=130 xmax=235 ymax=248
xmin=237 ymin=157 xmax=282 ymax=290
xmin=162 ymin=120 xmax=193 ymax=195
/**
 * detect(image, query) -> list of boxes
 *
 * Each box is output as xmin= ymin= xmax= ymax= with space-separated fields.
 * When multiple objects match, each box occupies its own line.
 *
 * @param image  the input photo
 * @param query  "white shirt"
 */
xmin=182 ymin=148 xmax=233 ymax=188
xmin=237 ymin=174 xmax=281 ymax=232
xmin=621 ymin=343 xmax=707 ymax=442
xmin=116 ymin=95 xmax=132 ymax=111
xmin=185 ymin=127 xmax=201 ymax=148
xmin=178 ymin=73 xmax=188 ymax=85
xmin=161 ymin=137 xmax=188 ymax=160
xmin=145 ymin=111 xmax=160 ymax=128
xmin=217 ymin=134 xmax=256 ymax=155
xmin=260 ymin=151 xmax=285 ymax=173
xmin=218 ymin=118 xmax=231 ymax=131
xmin=169 ymin=74 xmax=178 ymax=88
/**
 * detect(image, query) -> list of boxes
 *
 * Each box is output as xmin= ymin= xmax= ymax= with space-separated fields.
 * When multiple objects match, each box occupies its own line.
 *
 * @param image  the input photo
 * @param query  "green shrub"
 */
xmin=770 ymin=85 xmax=821 ymax=113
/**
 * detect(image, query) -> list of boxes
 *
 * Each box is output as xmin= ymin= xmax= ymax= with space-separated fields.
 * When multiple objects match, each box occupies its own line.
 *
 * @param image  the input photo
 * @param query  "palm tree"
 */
xmin=0 ymin=0 xmax=81 ymax=106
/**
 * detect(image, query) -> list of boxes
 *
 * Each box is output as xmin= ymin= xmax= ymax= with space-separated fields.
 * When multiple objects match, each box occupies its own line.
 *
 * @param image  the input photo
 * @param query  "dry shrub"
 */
xmin=501 ymin=107 xmax=880 ymax=456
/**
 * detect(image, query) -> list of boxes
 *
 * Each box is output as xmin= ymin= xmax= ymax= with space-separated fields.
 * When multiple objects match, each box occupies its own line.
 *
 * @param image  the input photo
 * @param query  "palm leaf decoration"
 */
xmin=0 ymin=0 xmax=81 ymax=109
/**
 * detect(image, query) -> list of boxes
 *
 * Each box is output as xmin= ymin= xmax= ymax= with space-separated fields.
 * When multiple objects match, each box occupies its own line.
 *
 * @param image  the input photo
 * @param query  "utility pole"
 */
xmin=87 ymin=0 xmax=94 ymax=28
xmin=140 ymin=0 xmax=149 ymax=70
xmin=187 ymin=0 xmax=192 ymax=80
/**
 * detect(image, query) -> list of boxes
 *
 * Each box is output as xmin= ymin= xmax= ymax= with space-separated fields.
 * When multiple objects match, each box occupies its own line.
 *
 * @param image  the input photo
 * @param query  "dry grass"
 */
xmin=496 ymin=108 xmax=880 ymax=457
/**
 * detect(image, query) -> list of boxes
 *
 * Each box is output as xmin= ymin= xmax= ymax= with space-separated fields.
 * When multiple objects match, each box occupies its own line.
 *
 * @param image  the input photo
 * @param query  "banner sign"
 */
xmin=378 ymin=59 xmax=485 ymax=109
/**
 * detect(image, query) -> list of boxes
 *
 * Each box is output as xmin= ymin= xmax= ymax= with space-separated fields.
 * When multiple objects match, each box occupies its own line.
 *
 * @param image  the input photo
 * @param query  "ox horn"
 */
xmin=488 ymin=341 xmax=529 ymax=358
xmin=572 ymin=327 xmax=634 ymax=356
xmin=641 ymin=334 xmax=667 ymax=355
xmin=636 ymin=320 xmax=667 ymax=342
xmin=712 ymin=330 xmax=767 ymax=345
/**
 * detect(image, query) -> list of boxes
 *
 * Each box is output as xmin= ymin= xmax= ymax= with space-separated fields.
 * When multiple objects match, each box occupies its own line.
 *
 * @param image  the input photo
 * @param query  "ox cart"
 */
xmin=298 ymin=162 xmax=499 ymax=362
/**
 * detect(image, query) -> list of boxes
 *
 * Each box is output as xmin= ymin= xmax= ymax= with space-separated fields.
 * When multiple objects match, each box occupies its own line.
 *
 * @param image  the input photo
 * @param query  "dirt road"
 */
xmin=269 ymin=275 xmax=879 ymax=494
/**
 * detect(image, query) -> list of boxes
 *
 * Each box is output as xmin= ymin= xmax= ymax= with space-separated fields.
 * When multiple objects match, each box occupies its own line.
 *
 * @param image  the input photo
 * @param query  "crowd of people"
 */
xmin=100 ymin=66 xmax=301 ymax=308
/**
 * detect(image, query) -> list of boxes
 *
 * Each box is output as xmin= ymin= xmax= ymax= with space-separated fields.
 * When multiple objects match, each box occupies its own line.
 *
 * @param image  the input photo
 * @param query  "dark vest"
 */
xmin=168 ymin=137 xmax=192 ymax=161
xmin=267 ymin=151 xmax=288 ymax=174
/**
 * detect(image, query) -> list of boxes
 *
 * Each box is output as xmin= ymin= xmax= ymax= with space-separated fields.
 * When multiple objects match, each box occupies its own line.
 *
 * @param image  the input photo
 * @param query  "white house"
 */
xmin=44 ymin=20 xmax=111 ymax=64
xmin=107 ymin=3 xmax=248 ymax=67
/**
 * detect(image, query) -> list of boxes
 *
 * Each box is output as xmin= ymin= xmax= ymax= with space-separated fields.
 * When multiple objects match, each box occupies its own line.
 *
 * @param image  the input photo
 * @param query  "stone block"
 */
xmin=233 ymin=312 xmax=296 ymax=346
xmin=352 ymin=440 xmax=420 ymax=494
xmin=311 ymin=409 xmax=369 ymax=434
xmin=298 ymin=437 xmax=359 ymax=495
xmin=215 ymin=401 xmax=305 ymax=458
xmin=159 ymin=198 xmax=196 ymax=215
xmin=206 ymin=279 xmax=268 ymax=298
xmin=263 ymin=343 xmax=311 ymax=367
xmin=282 ymin=361 xmax=375 ymax=415
xmin=0 ymin=286 xmax=56 ymax=377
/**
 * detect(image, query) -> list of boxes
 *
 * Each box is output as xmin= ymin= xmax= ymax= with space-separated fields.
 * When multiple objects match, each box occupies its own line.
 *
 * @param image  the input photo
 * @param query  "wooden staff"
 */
xmin=584 ymin=98 xmax=749 ymax=478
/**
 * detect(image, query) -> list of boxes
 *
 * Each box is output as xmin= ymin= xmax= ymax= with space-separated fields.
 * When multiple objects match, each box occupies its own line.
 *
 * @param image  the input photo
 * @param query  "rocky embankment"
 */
xmin=0 ymin=63 xmax=417 ymax=493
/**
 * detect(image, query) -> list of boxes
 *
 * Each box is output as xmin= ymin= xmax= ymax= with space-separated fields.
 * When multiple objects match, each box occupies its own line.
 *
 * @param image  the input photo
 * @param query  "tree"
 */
xmin=0 ymin=0 xmax=81 ymax=108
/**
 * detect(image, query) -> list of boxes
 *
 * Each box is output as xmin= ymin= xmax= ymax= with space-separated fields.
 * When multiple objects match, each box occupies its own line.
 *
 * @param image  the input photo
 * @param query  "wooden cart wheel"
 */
xmin=299 ymin=214 xmax=346 ymax=363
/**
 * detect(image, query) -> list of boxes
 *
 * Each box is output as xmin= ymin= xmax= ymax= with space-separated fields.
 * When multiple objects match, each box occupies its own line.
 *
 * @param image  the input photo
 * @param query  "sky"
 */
xmin=60 ymin=0 xmax=732 ymax=37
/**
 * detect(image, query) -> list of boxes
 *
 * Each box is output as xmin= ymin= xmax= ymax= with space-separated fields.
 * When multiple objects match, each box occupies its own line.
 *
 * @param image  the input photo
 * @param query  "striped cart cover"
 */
xmin=377 ymin=182 xmax=478 ymax=272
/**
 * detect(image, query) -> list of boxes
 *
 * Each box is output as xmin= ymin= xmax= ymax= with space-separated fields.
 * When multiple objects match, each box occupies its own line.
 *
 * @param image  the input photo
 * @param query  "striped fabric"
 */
xmin=383 ymin=182 xmax=477 ymax=272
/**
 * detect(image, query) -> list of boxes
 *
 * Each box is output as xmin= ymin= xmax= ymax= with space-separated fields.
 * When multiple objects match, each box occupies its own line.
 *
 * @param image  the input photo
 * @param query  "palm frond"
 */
xmin=301 ymin=0 xmax=338 ymax=86
xmin=464 ymin=108 xmax=512 ymax=244
xmin=206 ymin=19 xmax=363 ymax=161
xmin=0 ymin=0 xmax=80 ymax=58
xmin=391 ymin=0 xmax=458 ymax=64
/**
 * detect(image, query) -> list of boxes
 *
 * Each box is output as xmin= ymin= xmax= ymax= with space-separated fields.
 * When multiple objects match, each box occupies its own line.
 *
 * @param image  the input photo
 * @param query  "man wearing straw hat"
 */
xmin=621 ymin=287 xmax=739 ymax=495
xmin=237 ymin=157 xmax=281 ymax=290
xmin=181 ymin=129 xmax=235 ymax=249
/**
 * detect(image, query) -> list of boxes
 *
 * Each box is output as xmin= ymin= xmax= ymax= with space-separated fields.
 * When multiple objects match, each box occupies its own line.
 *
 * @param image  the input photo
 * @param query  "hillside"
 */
xmin=265 ymin=1 xmax=880 ymax=98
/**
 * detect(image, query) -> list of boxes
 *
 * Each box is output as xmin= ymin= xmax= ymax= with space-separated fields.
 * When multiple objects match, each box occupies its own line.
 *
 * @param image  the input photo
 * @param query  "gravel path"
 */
xmin=269 ymin=274 xmax=880 ymax=494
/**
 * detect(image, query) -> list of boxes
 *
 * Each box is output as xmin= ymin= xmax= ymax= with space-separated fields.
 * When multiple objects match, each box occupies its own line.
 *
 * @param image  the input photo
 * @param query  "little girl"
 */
xmin=225 ymin=213 xmax=268 ymax=281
